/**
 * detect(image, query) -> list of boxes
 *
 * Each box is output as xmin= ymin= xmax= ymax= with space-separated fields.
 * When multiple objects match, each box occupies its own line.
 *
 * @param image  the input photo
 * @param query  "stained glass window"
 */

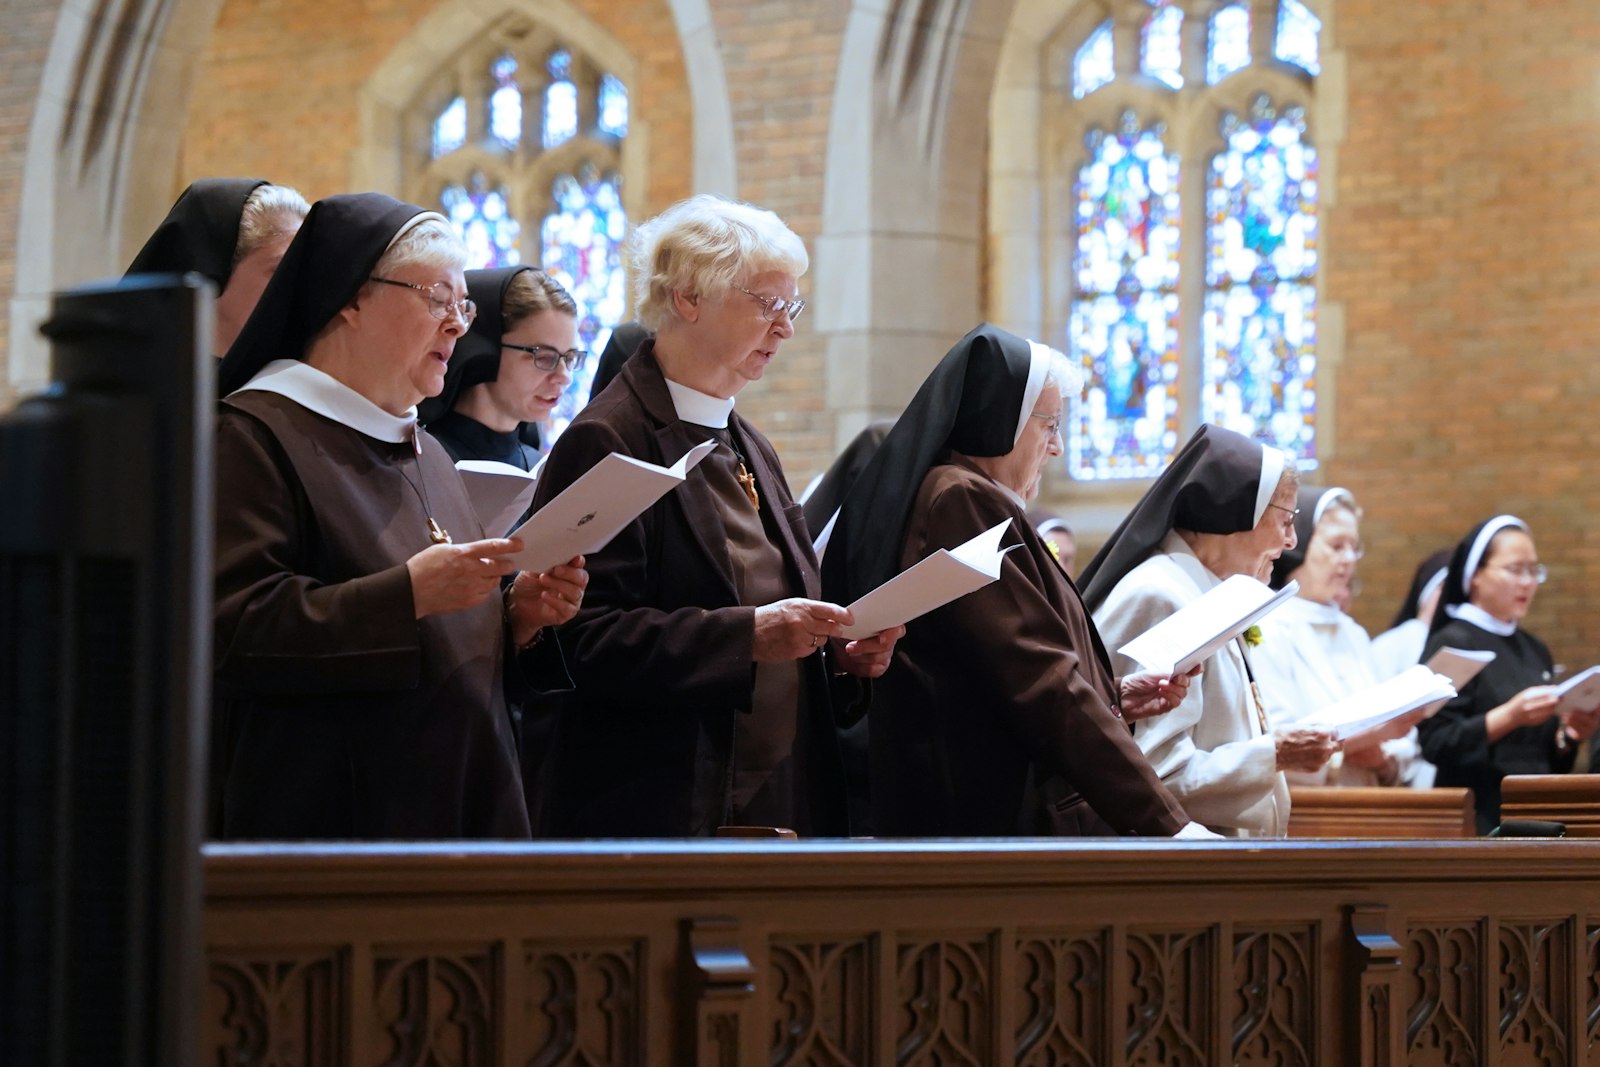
xmin=489 ymin=54 xmax=521 ymax=149
xmin=598 ymin=74 xmax=629 ymax=137
xmin=442 ymin=174 xmax=521 ymax=270
xmin=432 ymin=96 xmax=467 ymax=158
xmin=1275 ymin=0 xmax=1321 ymax=75
xmin=1073 ymin=22 xmax=1115 ymax=100
xmin=544 ymin=50 xmax=578 ymax=149
xmin=1203 ymin=97 xmax=1319 ymax=464
xmin=1069 ymin=113 xmax=1182 ymax=480
xmin=538 ymin=165 xmax=629 ymax=440
xmin=1141 ymin=4 xmax=1184 ymax=90
xmin=1207 ymin=3 xmax=1251 ymax=84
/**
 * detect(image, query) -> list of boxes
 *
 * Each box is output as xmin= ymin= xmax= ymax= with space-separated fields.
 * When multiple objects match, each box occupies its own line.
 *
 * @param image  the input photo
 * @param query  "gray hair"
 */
xmin=233 ymin=183 xmax=309 ymax=265
xmin=625 ymin=193 xmax=808 ymax=331
xmin=371 ymin=214 xmax=467 ymax=278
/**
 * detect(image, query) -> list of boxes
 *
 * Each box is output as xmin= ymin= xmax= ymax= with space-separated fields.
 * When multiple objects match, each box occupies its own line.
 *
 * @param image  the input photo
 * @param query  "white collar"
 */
xmin=664 ymin=377 xmax=735 ymax=429
xmin=230 ymin=359 xmax=417 ymax=444
xmin=1288 ymin=596 xmax=1346 ymax=627
xmin=1446 ymin=601 xmax=1518 ymax=637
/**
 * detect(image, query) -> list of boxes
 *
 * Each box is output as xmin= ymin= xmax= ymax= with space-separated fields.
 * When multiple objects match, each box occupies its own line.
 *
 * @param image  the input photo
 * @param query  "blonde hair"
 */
xmin=625 ymin=193 xmax=808 ymax=331
xmin=233 ymin=183 xmax=309 ymax=265
xmin=503 ymin=268 xmax=578 ymax=329
xmin=370 ymin=215 xmax=467 ymax=278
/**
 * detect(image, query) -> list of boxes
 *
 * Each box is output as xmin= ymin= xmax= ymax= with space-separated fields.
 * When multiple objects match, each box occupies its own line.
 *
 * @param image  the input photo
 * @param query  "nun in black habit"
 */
xmin=800 ymin=419 xmax=895 ymax=543
xmin=587 ymin=320 xmax=651 ymax=403
xmin=127 ymin=177 xmax=308 ymax=357
xmin=822 ymin=324 xmax=1203 ymax=838
xmin=419 ymin=266 xmax=582 ymax=473
xmin=1418 ymin=515 xmax=1597 ymax=833
xmin=1369 ymin=548 xmax=1451 ymax=678
xmin=1079 ymin=424 xmax=1337 ymax=837
xmin=211 ymin=193 xmax=586 ymax=839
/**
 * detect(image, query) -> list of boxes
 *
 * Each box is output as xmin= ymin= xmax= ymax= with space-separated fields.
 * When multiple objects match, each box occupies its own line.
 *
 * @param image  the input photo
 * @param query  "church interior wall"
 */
xmin=3 ymin=0 xmax=1600 ymax=666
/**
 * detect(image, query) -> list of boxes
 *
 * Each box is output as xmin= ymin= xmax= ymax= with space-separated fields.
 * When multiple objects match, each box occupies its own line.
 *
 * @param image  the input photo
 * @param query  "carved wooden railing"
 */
xmin=1501 ymin=774 xmax=1600 ymax=836
xmin=204 ymin=840 xmax=1600 ymax=1067
xmin=1288 ymin=785 xmax=1475 ymax=838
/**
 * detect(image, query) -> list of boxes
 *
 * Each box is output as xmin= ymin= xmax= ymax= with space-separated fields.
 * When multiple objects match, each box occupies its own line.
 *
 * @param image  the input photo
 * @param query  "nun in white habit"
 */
xmin=1079 ymin=425 xmax=1339 ymax=837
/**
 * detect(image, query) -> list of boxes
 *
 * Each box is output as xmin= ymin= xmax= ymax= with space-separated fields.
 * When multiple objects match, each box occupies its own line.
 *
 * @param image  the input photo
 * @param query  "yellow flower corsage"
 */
xmin=1242 ymin=625 xmax=1263 ymax=647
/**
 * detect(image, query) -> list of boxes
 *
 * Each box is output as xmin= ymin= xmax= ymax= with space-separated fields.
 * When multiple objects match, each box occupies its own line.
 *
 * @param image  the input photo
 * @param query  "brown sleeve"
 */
xmin=914 ymin=476 xmax=1188 ymax=836
xmin=213 ymin=410 xmax=421 ymax=695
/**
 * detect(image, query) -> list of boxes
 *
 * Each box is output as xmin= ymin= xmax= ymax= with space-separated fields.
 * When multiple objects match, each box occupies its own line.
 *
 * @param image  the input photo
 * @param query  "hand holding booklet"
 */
xmin=1116 ymin=574 xmax=1299 ymax=676
xmin=507 ymin=440 xmax=717 ymax=575
xmin=455 ymin=459 xmax=541 ymax=538
xmin=1553 ymin=665 xmax=1600 ymax=714
xmin=837 ymin=519 xmax=1020 ymax=639
xmin=1298 ymin=664 xmax=1456 ymax=745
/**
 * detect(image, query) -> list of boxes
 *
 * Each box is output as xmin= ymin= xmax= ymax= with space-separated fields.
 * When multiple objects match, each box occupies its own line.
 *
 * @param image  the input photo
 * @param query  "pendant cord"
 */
xmin=398 ymin=432 xmax=452 ymax=544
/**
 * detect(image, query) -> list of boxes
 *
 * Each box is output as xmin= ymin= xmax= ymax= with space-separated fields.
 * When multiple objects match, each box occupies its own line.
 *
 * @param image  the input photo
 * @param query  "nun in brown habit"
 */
xmin=822 ymin=324 xmax=1209 ymax=838
xmin=211 ymin=193 xmax=586 ymax=839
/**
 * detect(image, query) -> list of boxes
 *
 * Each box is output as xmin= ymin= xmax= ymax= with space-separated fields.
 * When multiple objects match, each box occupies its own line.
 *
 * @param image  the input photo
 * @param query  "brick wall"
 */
xmin=1322 ymin=0 xmax=1600 ymax=669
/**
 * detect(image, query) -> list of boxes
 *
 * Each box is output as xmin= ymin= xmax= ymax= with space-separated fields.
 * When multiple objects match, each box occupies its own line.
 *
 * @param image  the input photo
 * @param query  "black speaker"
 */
xmin=0 ymin=274 xmax=213 ymax=1067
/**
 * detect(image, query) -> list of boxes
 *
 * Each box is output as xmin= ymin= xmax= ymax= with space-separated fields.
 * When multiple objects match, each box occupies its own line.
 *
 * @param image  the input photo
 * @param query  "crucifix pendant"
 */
xmin=735 ymin=462 xmax=761 ymax=510
xmin=427 ymin=517 xmax=453 ymax=544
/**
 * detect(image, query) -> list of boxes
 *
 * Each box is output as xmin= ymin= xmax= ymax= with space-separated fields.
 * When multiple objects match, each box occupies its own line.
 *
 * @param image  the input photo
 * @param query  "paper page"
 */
xmin=1117 ymin=575 xmax=1300 ymax=676
xmin=1554 ymin=664 xmax=1600 ymax=714
xmin=839 ymin=519 xmax=1017 ymax=639
xmin=455 ymin=460 xmax=539 ymax=538
xmin=508 ymin=440 xmax=717 ymax=575
xmin=1300 ymin=665 xmax=1457 ymax=743
xmin=1424 ymin=646 xmax=1496 ymax=690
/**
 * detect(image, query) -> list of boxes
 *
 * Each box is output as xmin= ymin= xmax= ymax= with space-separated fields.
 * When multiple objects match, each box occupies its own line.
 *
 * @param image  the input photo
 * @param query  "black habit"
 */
xmin=126 ymin=177 xmax=267 ymax=291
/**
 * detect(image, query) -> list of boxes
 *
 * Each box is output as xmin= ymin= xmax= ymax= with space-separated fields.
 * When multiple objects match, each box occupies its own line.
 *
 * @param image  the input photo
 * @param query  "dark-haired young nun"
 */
xmin=1418 ymin=515 xmax=1599 ymax=833
xmin=126 ymin=177 xmax=309 ymax=357
xmin=1369 ymin=548 xmax=1451 ymax=679
xmin=822 ymin=324 xmax=1210 ymax=838
xmin=1080 ymin=425 xmax=1338 ymax=838
xmin=211 ymin=193 xmax=585 ymax=839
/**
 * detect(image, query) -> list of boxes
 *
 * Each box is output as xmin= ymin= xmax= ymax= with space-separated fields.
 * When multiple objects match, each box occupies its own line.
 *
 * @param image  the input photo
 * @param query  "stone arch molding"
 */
xmin=9 ymin=0 xmax=736 ymax=393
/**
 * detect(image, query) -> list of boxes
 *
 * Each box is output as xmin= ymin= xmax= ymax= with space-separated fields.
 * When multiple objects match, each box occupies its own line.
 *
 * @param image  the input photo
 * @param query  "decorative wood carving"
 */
xmin=1586 ymin=925 xmax=1600 ymax=1066
xmin=1350 ymin=905 xmax=1405 ymax=1067
xmin=372 ymin=947 xmax=497 ymax=1067
xmin=1014 ymin=932 xmax=1106 ymax=1067
xmin=206 ymin=952 xmax=345 ymax=1067
xmin=1405 ymin=924 xmax=1482 ymax=1067
xmin=896 ymin=937 xmax=992 ymax=1065
xmin=523 ymin=941 xmax=641 ymax=1067
xmin=1288 ymin=786 xmax=1474 ymax=838
xmin=1501 ymin=775 xmax=1600 ymax=836
xmin=1125 ymin=928 xmax=1213 ymax=1066
xmin=769 ymin=938 xmax=871 ymax=1067
xmin=1496 ymin=920 xmax=1570 ymax=1063
xmin=679 ymin=918 xmax=754 ymax=1067
xmin=1233 ymin=928 xmax=1316 ymax=1066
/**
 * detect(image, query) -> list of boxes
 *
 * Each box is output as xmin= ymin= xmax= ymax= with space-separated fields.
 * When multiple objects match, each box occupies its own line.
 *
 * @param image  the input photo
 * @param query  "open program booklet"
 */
xmin=507 ymin=440 xmax=717 ymax=575
xmin=838 ymin=519 xmax=1021 ymax=639
xmin=455 ymin=459 xmax=540 ymax=538
xmin=1554 ymin=665 xmax=1600 ymax=714
xmin=1299 ymin=664 xmax=1456 ymax=745
xmin=1117 ymin=575 xmax=1300 ymax=676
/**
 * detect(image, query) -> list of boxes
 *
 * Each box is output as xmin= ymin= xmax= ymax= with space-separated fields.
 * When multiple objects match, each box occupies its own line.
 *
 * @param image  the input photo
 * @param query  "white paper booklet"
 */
xmin=507 ymin=440 xmax=717 ymax=575
xmin=1117 ymin=575 xmax=1300 ymax=676
xmin=1554 ymin=665 xmax=1600 ymax=714
xmin=1424 ymin=646 xmax=1495 ymax=690
xmin=1299 ymin=664 xmax=1456 ymax=744
xmin=838 ymin=519 xmax=1020 ymax=639
xmin=455 ymin=459 xmax=540 ymax=538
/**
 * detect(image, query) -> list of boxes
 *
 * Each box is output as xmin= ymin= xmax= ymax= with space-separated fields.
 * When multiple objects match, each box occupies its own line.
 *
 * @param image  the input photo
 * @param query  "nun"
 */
xmin=420 ymin=266 xmax=584 ymax=473
xmin=587 ymin=320 xmax=651 ymax=403
xmin=1369 ymin=548 xmax=1451 ymax=679
xmin=1079 ymin=425 xmax=1338 ymax=837
xmin=1252 ymin=487 xmax=1433 ymax=788
xmin=126 ymin=178 xmax=309 ymax=356
xmin=1418 ymin=516 xmax=1600 ymax=833
xmin=800 ymin=419 xmax=895 ymax=542
xmin=822 ymin=324 xmax=1208 ymax=838
xmin=211 ymin=193 xmax=586 ymax=839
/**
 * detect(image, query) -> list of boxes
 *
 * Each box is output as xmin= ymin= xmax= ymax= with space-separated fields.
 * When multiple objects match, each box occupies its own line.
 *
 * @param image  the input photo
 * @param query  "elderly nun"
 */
xmin=1080 ymin=425 xmax=1337 ymax=837
xmin=823 ymin=324 xmax=1209 ymax=838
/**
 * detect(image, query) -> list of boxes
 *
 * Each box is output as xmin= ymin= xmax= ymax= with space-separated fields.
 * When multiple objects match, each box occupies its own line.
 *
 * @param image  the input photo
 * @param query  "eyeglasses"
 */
xmin=1266 ymin=502 xmax=1300 ymax=535
xmin=503 ymin=342 xmax=588 ymax=372
xmin=1316 ymin=539 xmax=1365 ymax=561
xmin=1029 ymin=412 xmax=1064 ymax=437
xmin=369 ymin=276 xmax=477 ymax=326
xmin=1490 ymin=562 xmax=1548 ymax=584
xmin=736 ymin=286 xmax=806 ymax=323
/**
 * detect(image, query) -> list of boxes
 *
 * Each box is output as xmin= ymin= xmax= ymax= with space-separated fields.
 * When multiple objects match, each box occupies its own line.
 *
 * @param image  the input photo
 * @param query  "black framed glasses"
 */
xmin=369 ymin=276 xmax=477 ymax=326
xmin=736 ymin=286 xmax=806 ymax=323
xmin=502 ymin=342 xmax=588 ymax=372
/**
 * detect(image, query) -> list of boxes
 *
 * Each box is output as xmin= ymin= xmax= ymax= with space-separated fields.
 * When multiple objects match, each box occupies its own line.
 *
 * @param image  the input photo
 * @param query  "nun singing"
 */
xmin=823 ymin=324 xmax=1211 ymax=839
xmin=1079 ymin=425 xmax=1338 ymax=838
